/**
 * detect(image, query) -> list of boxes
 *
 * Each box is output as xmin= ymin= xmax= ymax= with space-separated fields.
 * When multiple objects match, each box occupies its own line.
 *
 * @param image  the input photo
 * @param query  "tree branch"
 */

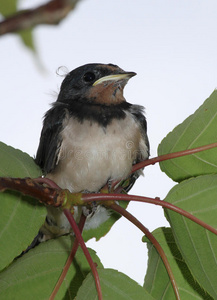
xmin=0 ymin=0 xmax=80 ymax=35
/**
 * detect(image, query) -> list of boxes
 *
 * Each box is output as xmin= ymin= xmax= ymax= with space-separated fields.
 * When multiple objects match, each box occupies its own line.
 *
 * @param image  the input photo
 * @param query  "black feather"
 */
xmin=66 ymin=99 xmax=131 ymax=127
xmin=35 ymin=103 xmax=66 ymax=174
xmin=129 ymin=104 xmax=150 ymax=158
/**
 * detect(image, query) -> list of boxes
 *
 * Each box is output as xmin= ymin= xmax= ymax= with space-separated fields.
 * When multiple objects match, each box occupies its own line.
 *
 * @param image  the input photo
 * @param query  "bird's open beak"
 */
xmin=92 ymin=72 xmax=136 ymax=86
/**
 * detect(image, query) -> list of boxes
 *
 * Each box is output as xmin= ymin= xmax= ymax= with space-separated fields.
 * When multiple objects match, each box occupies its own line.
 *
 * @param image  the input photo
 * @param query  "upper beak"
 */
xmin=92 ymin=72 xmax=136 ymax=86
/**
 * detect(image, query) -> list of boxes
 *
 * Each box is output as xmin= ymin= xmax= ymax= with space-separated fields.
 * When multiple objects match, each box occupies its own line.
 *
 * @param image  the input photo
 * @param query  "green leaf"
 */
xmin=0 ymin=235 xmax=103 ymax=299
xmin=165 ymin=175 xmax=217 ymax=299
xmin=0 ymin=0 xmax=17 ymax=16
xmin=0 ymin=1 xmax=36 ymax=52
xmin=0 ymin=142 xmax=45 ymax=270
xmin=18 ymin=29 xmax=35 ymax=52
xmin=158 ymin=90 xmax=217 ymax=182
xmin=76 ymin=268 xmax=154 ymax=300
xmin=143 ymin=227 xmax=211 ymax=299
xmin=0 ymin=142 xmax=41 ymax=178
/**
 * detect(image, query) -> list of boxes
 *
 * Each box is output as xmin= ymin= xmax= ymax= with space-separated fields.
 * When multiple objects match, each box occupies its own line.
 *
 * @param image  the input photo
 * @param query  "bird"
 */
xmin=34 ymin=63 xmax=150 ymax=243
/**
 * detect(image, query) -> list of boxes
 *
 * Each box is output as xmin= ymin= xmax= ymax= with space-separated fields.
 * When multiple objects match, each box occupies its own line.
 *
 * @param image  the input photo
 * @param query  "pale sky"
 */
xmin=1 ymin=0 xmax=217 ymax=285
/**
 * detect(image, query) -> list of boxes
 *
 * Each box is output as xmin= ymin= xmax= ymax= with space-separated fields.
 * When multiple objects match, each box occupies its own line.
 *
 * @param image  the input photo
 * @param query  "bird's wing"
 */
xmin=130 ymin=104 xmax=150 ymax=159
xmin=35 ymin=104 xmax=66 ymax=174
xmin=121 ymin=104 xmax=150 ymax=193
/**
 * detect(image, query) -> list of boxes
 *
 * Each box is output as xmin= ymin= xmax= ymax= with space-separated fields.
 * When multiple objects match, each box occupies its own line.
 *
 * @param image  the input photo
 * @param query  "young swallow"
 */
xmin=35 ymin=63 xmax=150 ymax=242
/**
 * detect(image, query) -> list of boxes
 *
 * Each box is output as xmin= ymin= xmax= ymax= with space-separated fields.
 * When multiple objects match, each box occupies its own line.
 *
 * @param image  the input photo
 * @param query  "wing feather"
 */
xmin=35 ymin=104 xmax=66 ymax=174
xmin=121 ymin=104 xmax=150 ymax=193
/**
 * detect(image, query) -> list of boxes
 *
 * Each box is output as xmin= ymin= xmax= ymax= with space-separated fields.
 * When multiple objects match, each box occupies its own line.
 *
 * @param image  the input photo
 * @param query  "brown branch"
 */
xmin=0 ymin=0 xmax=80 ymax=35
xmin=0 ymin=177 xmax=65 ymax=207
xmin=1 ymin=177 xmax=217 ymax=236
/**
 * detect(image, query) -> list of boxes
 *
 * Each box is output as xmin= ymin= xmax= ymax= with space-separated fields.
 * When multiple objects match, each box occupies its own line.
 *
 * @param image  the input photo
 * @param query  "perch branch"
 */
xmin=0 ymin=177 xmax=216 ymax=236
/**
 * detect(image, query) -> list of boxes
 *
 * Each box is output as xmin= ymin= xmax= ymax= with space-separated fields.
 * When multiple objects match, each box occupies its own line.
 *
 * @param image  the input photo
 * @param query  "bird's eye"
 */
xmin=83 ymin=72 xmax=96 ymax=83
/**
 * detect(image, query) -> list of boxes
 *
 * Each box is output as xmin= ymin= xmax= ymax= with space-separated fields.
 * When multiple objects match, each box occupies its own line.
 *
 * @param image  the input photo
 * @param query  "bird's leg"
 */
xmin=82 ymin=201 xmax=98 ymax=217
xmin=81 ymin=190 xmax=98 ymax=217
xmin=81 ymin=181 xmax=115 ymax=217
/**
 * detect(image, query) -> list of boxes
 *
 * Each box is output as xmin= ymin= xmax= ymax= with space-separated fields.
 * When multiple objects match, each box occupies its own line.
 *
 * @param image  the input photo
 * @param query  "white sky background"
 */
xmin=1 ymin=0 xmax=217 ymax=285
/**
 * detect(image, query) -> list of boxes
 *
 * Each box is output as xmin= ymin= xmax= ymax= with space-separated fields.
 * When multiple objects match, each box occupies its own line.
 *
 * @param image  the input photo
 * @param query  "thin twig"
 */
xmin=110 ymin=203 xmax=180 ymax=300
xmin=0 ymin=0 xmax=80 ymax=35
xmin=49 ymin=213 xmax=87 ymax=300
xmin=63 ymin=209 xmax=103 ymax=300
xmin=105 ymin=142 xmax=217 ymax=194
xmin=34 ymin=177 xmax=61 ymax=190
xmin=132 ymin=142 xmax=217 ymax=173
xmin=82 ymin=194 xmax=217 ymax=236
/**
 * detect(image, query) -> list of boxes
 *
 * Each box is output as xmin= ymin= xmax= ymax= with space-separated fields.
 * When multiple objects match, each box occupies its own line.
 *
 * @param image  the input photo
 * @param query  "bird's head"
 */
xmin=57 ymin=63 xmax=136 ymax=105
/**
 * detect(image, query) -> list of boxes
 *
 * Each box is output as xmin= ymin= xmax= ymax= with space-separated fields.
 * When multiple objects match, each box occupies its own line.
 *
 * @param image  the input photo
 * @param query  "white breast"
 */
xmin=47 ymin=111 xmax=148 ymax=193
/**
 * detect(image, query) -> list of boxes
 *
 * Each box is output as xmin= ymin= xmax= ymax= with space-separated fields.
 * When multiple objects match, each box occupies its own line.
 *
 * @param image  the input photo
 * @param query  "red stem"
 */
xmin=110 ymin=203 xmax=180 ymax=300
xmin=34 ymin=177 xmax=61 ymax=190
xmin=132 ymin=142 xmax=217 ymax=173
xmin=63 ymin=209 xmax=102 ymax=300
xmin=49 ymin=213 xmax=87 ymax=300
xmin=82 ymin=194 xmax=217 ymax=236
